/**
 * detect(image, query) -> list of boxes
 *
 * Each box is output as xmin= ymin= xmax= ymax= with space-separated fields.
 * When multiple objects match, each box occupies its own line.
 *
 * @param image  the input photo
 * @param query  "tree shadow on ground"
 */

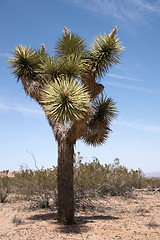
xmin=57 ymin=215 xmax=120 ymax=234
xmin=28 ymin=212 xmax=57 ymax=221
xmin=28 ymin=212 xmax=119 ymax=234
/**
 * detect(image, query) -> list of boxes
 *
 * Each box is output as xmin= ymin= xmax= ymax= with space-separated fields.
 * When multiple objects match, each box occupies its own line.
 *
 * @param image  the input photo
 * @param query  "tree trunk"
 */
xmin=57 ymin=138 xmax=75 ymax=225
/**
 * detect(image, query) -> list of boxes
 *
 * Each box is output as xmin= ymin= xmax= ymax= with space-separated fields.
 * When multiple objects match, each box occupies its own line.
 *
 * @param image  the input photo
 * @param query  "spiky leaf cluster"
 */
xmin=37 ymin=54 xmax=85 ymax=83
xmin=8 ymin=45 xmax=50 ymax=83
xmin=82 ymin=127 xmax=111 ymax=147
xmin=37 ymin=57 xmax=61 ymax=83
xmin=90 ymin=94 xmax=118 ymax=126
xmin=61 ymin=55 xmax=85 ymax=77
xmin=82 ymin=95 xmax=118 ymax=146
xmin=55 ymin=33 xmax=88 ymax=58
xmin=8 ymin=46 xmax=39 ymax=81
xmin=8 ymin=27 xmax=124 ymax=133
xmin=41 ymin=76 xmax=90 ymax=123
xmin=89 ymin=33 xmax=124 ymax=78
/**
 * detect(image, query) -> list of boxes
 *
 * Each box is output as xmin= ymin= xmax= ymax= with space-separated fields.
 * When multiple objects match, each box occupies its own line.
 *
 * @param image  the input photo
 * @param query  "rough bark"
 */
xmin=21 ymin=76 xmax=42 ymax=102
xmin=82 ymin=71 xmax=104 ymax=100
xmin=57 ymin=137 xmax=75 ymax=224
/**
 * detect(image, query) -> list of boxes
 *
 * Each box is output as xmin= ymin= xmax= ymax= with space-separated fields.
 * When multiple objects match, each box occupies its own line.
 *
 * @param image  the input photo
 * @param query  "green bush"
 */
xmin=144 ymin=177 xmax=160 ymax=189
xmin=13 ymin=167 xmax=57 ymax=208
xmin=74 ymin=154 xmax=145 ymax=201
xmin=0 ymin=176 xmax=12 ymax=203
xmin=9 ymin=153 xmax=160 ymax=210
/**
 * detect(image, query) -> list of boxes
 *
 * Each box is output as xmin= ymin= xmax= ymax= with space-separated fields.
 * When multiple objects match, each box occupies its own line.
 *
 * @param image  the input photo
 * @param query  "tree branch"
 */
xmin=27 ymin=151 xmax=40 ymax=171
xmin=68 ymin=71 xmax=104 ymax=141
xmin=21 ymin=76 xmax=42 ymax=102
xmin=82 ymin=71 xmax=104 ymax=100
xmin=20 ymin=70 xmax=104 ymax=143
xmin=20 ymin=76 xmax=67 ymax=141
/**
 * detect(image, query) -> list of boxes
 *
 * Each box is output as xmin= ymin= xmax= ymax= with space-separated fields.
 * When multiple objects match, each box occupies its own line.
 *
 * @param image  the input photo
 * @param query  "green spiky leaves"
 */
xmin=90 ymin=94 xmax=118 ymax=126
xmin=55 ymin=33 xmax=87 ymax=58
xmin=62 ymin=55 xmax=85 ymax=77
xmin=8 ymin=27 xmax=124 ymax=146
xmin=8 ymin=27 xmax=124 ymax=85
xmin=38 ymin=57 xmax=61 ymax=83
xmin=41 ymin=76 xmax=90 ymax=123
xmin=8 ymin=45 xmax=50 ymax=83
xmin=82 ymin=94 xmax=118 ymax=146
xmin=8 ymin=45 xmax=39 ymax=81
xmin=82 ymin=127 xmax=111 ymax=147
xmin=89 ymin=31 xmax=124 ymax=78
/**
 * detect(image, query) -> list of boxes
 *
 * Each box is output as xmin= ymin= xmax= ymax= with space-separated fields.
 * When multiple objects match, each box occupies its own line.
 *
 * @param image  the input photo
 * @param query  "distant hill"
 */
xmin=145 ymin=172 xmax=160 ymax=178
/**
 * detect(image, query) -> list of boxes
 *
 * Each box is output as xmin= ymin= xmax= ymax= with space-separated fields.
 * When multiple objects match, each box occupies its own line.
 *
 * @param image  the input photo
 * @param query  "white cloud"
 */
xmin=131 ymin=0 xmax=160 ymax=14
xmin=107 ymin=81 xmax=160 ymax=94
xmin=115 ymin=119 xmax=160 ymax=134
xmin=67 ymin=0 xmax=160 ymax=23
xmin=108 ymin=73 xmax=141 ymax=82
xmin=0 ymin=102 xmax=43 ymax=116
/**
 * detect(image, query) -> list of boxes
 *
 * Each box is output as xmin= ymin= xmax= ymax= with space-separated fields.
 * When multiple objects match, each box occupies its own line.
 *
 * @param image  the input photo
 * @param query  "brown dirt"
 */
xmin=0 ymin=190 xmax=160 ymax=240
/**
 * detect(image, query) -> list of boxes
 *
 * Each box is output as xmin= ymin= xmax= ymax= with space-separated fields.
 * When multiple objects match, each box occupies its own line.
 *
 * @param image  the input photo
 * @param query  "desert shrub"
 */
xmin=13 ymin=167 xmax=57 ymax=208
xmin=74 ymin=155 xmax=105 ymax=210
xmin=12 ymin=215 xmax=23 ymax=225
xmin=0 ymin=176 xmax=12 ymax=203
xmin=144 ymin=177 xmax=160 ymax=189
xmin=102 ymin=160 xmax=131 ymax=196
xmin=0 ymin=170 xmax=9 ymax=176
xmin=74 ymin=154 xmax=145 ymax=205
xmin=74 ymin=156 xmax=104 ymax=198
xmin=11 ymin=153 xmax=159 ymax=210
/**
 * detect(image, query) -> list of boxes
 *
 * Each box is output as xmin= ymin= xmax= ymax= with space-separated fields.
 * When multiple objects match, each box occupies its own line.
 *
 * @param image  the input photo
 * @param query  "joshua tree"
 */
xmin=8 ymin=26 xmax=124 ymax=225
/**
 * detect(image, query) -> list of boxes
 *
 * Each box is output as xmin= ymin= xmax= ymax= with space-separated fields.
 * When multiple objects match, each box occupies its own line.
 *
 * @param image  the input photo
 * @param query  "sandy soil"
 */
xmin=0 ymin=190 xmax=160 ymax=240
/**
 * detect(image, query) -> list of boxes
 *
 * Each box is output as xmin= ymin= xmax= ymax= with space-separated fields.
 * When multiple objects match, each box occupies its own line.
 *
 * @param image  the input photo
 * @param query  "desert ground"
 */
xmin=0 ymin=190 xmax=160 ymax=240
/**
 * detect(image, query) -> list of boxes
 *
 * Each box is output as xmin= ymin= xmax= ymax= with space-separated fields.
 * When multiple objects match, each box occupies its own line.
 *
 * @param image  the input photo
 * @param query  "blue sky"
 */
xmin=0 ymin=0 xmax=160 ymax=172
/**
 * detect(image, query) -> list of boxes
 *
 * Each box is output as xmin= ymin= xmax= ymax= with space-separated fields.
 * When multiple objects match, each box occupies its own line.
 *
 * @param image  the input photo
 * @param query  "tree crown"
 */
xmin=8 ymin=26 xmax=124 ymax=146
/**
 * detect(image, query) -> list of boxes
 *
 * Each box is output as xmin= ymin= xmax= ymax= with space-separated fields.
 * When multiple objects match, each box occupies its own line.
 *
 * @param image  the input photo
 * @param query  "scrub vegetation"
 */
xmin=1 ymin=154 xmax=159 ymax=210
